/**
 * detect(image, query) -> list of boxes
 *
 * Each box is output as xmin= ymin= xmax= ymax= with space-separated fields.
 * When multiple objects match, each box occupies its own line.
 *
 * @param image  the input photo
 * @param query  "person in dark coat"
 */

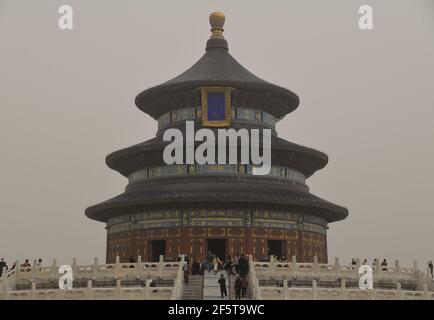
xmin=428 ymin=261 xmax=433 ymax=278
xmin=381 ymin=259 xmax=388 ymax=271
xmin=218 ymin=274 xmax=227 ymax=298
xmin=0 ymin=258 xmax=8 ymax=277
xmin=183 ymin=262 xmax=190 ymax=284
xmin=239 ymin=255 xmax=248 ymax=277
xmin=241 ymin=277 xmax=248 ymax=298
xmin=234 ymin=275 xmax=242 ymax=300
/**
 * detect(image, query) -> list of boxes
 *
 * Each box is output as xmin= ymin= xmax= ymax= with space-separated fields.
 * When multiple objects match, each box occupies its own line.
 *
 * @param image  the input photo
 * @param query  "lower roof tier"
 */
xmin=85 ymin=175 xmax=348 ymax=223
xmin=105 ymin=133 xmax=328 ymax=179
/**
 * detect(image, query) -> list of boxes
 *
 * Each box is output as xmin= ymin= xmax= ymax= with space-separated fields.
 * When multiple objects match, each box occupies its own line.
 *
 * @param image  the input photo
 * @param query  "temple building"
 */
xmin=85 ymin=12 xmax=348 ymax=264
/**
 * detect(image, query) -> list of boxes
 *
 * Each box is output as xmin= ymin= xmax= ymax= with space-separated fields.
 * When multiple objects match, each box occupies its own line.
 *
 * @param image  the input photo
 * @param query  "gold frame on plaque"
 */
xmin=201 ymin=87 xmax=231 ymax=127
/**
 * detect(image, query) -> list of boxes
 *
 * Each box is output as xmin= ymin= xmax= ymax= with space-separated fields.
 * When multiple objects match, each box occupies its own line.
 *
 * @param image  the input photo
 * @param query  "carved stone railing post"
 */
xmin=144 ymin=279 xmax=151 ymax=299
xmin=396 ymin=281 xmax=402 ymax=300
xmin=413 ymin=260 xmax=418 ymax=274
xmin=137 ymin=255 xmax=142 ymax=270
xmin=394 ymin=259 xmax=400 ymax=279
xmin=32 ymin=259 xmax=38 ymax=277
xmin=270 ymin=257 xmax=276 ymax=276
xmin=312 ymin=279 xmax=318 ymax=300
xmin=51 ymin=259 xmax=58 ymax=278
xmin=1 ymin=267 xmax=7 ymax=283
xmin=313 ymin=256 xmax=319 ymax=276
xmin=341 ymin=279 xmax=346 ymax=300
xmin=72 ymin=257 xmax=78 ymax=276
xmin=86 ymin=279 xmax=93 ymax=300
xmin=374 ymin=258 xmax=380 ymax=276
xmin=355 ymin=258 xmax=360 ymax=277
xmin=283 ymin=279 xmax=288 ymax=300
xmin=334 ymin=257 xmax=341 ymax=276
xmin=247 ymin=256 xmax=257 ymax=300
xmin=115 ymin=256 xmax=120 ymax=277
xmin=423 ymin=283 xmax=428 ymax=300
xmin=291 ymin=255 xmax=297 ymax=277
xmin=14 ymin=260 xmax=20 ymax=280
xmin=158 ymin=255 xmax=164 ymax=276
xmin=93 ymin=257 xmax=99 ymax=276
xmin=255 ymin=279 xmax=261 ymax=300
xmin=1 ymin=269 xmax=10 ymax=299
xmin=115 ymin=279 xmax=121 ymax=300
xmin=368 ymin=288 xmax=374 ymax=300
xmin=30 ymin=281 xmax=37 ymax=299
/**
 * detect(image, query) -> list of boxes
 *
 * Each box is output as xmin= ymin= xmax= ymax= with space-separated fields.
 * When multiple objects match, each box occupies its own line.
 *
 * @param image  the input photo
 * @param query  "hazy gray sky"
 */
xmin=0 ymin=0 xmax=433 ymax=267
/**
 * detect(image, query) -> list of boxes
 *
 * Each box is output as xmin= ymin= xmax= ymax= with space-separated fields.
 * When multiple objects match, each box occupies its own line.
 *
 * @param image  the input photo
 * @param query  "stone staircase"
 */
xmin=203 ymin=270 xmax=230 ymax=300
xmin=181 ymin=275 xmax=203 ymax=300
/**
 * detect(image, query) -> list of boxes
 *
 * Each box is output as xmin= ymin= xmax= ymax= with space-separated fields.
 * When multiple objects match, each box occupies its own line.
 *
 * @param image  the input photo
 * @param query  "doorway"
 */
xmin=149 ymin=240 xmax=166 ymax=262
xmin=267 ymin=240 xmax=285 ymax=259
xmin=206 ymin=239 xmax=227 ymax=261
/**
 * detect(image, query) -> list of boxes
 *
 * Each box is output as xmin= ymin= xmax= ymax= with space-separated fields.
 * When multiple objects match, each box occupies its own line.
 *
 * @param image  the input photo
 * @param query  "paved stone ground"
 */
xmin=203 ymin=270 xmax=230 ymax=300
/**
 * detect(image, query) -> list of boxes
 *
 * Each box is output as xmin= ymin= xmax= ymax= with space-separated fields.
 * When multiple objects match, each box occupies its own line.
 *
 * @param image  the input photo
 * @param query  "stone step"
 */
xmin=183 ymin=293 xmax=202 ymax=296
xmin=203 ymin=296 xmax=230 ymax=300
xmin=182 ymin=275 xmax=204 ymax=300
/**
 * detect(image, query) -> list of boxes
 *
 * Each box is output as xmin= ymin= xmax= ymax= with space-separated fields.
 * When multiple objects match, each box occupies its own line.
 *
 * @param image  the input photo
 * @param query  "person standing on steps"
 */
xmin=239 ymin=255 xmax=248 ymax=277
xmin=241 ymin=277 xmax=248 ymax=298
xmin=183 ymin=261 xmax=190 ymax=284
xmin=234 ymin=275 xmax=242 ymax=300
xmin=234 ymin=254 xmax=240 ymax=274
xmin=218 ymin=274 xmax=227 ymax=299
xmin=0 ymin=258 xmax=8 ymax=277
xmin=428 ymin=261 xmax=433 ymax=278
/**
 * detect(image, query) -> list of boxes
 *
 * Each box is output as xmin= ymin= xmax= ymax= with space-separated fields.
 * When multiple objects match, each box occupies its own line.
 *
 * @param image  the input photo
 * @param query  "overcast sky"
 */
xmin=0 ymin=0 xmax=433 ymax=268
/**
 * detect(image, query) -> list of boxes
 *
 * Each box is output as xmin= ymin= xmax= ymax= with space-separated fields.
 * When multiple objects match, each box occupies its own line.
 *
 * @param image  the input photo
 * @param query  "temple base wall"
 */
xmin=106 ymin=227 xmax=327 ymax=264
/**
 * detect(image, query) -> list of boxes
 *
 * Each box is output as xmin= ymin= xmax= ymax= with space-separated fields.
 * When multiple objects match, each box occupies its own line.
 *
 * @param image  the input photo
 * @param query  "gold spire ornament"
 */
xmin=209 ymin=11 xmax=225 ymax=39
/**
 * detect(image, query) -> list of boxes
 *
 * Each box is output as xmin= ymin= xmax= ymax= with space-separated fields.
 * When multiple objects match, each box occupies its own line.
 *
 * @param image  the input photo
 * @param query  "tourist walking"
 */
xmin=224 ymin=255 xmax=232 ymax=272
xmin=0 ymin=258 xmax=8 ymax=277
xmin=217 ymin=255 xmax=223 ymax=270
xmin=192 ymin=255 xmax=200 ymax=275
xmin=20 ymin=259 xmax=31 ymax=271
xmin=183 ymin=261 xmax=190 ymax=284
xmin=207 ymin=251 xmax=213 ymax=273
xmin=381 ymin=259 xmax=388 ymax=271
xmin=234 ymin=254 xmax=240 ymax=274
xmin=36 ymin=258 xmax=43 ymax=271
xmin=428 ymin=261 xmax=433 ymax=278
xmin=212 ymin=255 xmax=219 ymax=273
xmin=239 ymin=255 xmax=248 ymax=277
xmin=234 ymin=275 xmax=242 ymax=300
xmin=218 ymin=274 xmax=227 ymax=298
xmin=241 ymin=277 xmax=248 ymax=298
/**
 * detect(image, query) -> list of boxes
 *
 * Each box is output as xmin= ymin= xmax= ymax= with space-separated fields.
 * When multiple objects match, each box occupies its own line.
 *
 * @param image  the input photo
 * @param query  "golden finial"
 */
xmin=209 ymin=11 xmax=225 ymax=39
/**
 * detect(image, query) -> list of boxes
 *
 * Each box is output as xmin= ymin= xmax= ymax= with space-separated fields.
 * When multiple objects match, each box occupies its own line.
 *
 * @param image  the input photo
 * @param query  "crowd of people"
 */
xmin=179 ymin=251 xmax=250 ymax=299
xmin=351 ymin=258 xmax=434 ymax=277
xmin=216 ymin=268 xmax=249 ymax=299
xmin=183 ymin=251 xmax=250 ymax=277
xmin=351 ymin=258 xmax=391 ymax=270
xmin=180 ymin=252 xmax=249 ymax=277
xmin=0 ymin=258 xmax=44 ymax=277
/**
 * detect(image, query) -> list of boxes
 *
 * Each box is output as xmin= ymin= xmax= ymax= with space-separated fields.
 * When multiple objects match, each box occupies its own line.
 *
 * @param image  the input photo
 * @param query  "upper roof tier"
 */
xmin=135 ymin=12 xmax=300 ymax=120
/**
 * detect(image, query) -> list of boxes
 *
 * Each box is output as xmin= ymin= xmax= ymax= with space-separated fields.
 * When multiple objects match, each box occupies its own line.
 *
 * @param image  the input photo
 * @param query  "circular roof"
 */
xmin=135 ymin=15 xmax=299 ymax=119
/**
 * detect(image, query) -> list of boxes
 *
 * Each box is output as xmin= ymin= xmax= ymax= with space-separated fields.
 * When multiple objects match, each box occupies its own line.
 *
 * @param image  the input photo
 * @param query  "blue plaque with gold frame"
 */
xmin=201 ymin=87 xmax=231 ymax=127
